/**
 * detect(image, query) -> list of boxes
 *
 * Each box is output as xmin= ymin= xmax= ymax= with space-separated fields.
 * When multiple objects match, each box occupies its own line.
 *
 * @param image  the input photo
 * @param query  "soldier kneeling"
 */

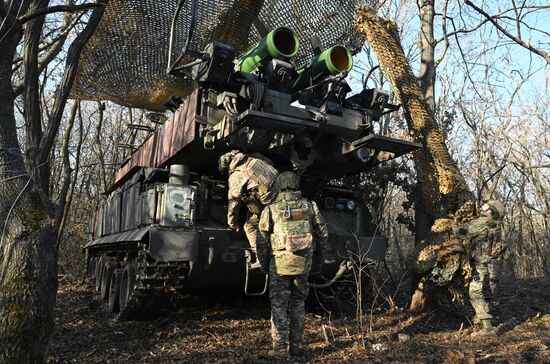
xmin=257 ymin=171 xmax=328 ymax=359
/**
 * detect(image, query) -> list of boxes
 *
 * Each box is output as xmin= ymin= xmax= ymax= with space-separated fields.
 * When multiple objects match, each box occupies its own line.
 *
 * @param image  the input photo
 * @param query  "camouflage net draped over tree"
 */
xmin=354 ymin=7 xmax=474 ymax=221
xmin=406 ymin=201 xmax=478 ymax=310
xmin=354 ymin=7 xmax=477 ymax=309
xmin=71 ymin=0 xmax=374 ymax=111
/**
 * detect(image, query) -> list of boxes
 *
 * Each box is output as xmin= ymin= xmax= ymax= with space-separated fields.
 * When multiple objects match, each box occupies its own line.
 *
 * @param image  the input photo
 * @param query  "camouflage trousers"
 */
xmin=488 ymin=258 xmax=501 ymax=295
xmin=244 ymin=213 xmax=259 ymax=252
xmin=469 ymin=257 xmax=492 ymax=320
xmin=269 ymin=267 xmax=309 ymax=353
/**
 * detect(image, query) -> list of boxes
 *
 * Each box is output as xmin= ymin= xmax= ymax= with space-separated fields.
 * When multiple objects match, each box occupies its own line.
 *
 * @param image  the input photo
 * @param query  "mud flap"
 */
xmin=149 ymin=227 xmax=199 ymax=261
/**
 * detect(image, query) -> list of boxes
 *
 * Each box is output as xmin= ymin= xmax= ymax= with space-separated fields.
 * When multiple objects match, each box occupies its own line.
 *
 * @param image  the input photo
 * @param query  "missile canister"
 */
xmin=294 ymin=45 xmax=352 ymax=90
xmin=238 ymin=27 xmax=300 ymax=73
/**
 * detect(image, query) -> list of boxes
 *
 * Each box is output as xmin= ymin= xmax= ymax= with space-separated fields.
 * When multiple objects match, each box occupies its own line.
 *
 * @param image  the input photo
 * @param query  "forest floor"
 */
xmin=48 ymin=275 xmax=550 ymax=363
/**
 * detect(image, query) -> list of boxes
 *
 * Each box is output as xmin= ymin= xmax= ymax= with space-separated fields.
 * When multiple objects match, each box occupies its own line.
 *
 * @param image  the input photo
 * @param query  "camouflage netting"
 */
xmin=72 ymin=0 xmax=379 ymax=111
xmin=406 ymin=201 xmax=479 ymax=303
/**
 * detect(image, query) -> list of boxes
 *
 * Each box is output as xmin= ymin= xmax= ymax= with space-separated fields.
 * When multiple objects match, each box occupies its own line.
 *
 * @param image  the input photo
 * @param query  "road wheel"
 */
xmin=95 ymin=257 xmax=106 ymax=291
xmin=101 ymin=261 xmax=117 ymax=300
xmin=108 ymin=268 xmax=123 ymax=313
xmin=119 ymin=262 xmax=136 ymax=312
xmin=87 ymin=257 xmax=97 ymax=277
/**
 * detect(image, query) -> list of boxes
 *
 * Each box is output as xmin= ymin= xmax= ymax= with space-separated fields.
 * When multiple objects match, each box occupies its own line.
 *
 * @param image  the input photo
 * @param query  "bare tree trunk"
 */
xmin=23 ymin=0 xmax=51 ymax=196
xmin=55 ymin=102 xmax=78 ymax=244
xmin=0 ymin=4 xmax=56 ymax=361
xmin=0 ymin=1 xmax=106 ymax=361
xmin=58 ymin=102 xmax=84 ymax=246
xmin=418 ymin=0 xmax=436 ymax=112
xmin=95 ymin=102 xmax=108 ymax=193
xmin=416 ymin=0 xmax=438 ymax=244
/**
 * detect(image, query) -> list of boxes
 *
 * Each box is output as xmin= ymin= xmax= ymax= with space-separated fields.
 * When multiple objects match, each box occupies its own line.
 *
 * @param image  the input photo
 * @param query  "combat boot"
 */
xmin=245 ymin=250 xmax=261 ymax=270
xmin=471 ymin=319 xmax=496 ymax=337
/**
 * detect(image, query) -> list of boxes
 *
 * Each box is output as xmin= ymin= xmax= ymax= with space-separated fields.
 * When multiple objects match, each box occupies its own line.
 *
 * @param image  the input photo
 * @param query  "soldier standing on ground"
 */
xmin=452 ymin=200 xmax=506 ymax=337
xmin=218 ymin=150 xmax=279 ymax=268
xmin=256 ymin=171 xmax=328 ymax=359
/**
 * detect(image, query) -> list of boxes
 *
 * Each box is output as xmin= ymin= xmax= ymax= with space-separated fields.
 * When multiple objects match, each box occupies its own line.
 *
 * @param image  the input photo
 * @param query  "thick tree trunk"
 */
xmin=0 ymin=1 xmax=107 ymax=361
xmin=0 ymin=6 xmax=57 ymax=362
xmin=355 ymin=7 xmax=474 ymax=245
xmin=23 ymin=0 xmax=51 ymax=196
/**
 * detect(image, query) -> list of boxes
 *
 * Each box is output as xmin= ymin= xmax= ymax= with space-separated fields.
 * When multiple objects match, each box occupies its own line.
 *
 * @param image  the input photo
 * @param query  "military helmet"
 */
xmin=481 ymin=200 xmax=505 ymax=220
xmin=276 ymin=171 xmax=300 ymax=190
xmin=218 ymin=150 xmax=239 ymax=174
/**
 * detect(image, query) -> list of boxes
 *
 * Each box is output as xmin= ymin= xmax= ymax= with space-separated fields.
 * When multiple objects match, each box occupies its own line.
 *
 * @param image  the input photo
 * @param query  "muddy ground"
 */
xmin=48 ymin=275 xmax=550 ymax=363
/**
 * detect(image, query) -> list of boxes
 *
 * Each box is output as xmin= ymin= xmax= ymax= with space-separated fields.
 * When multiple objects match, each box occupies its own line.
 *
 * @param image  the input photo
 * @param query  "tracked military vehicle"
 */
xmin=84 ymin=22 xmax=419 ymax=319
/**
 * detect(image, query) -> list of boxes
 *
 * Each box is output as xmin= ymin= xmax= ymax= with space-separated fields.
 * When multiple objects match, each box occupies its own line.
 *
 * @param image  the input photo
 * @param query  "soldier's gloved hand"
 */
xmin=491 ymin=243 xmax=506 ymax=259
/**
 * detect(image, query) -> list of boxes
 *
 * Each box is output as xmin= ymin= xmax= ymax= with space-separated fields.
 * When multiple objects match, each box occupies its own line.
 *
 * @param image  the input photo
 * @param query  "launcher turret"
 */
xmin=141 ymin=26 xmax=419 ymax=182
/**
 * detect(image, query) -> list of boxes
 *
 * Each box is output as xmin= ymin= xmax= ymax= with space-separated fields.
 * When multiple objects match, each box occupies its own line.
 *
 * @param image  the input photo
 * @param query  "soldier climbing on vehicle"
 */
xmin=256 ymin=171 xmax=328 ymax=359
xmin=218 ymin=150 xmax=279 ymax=269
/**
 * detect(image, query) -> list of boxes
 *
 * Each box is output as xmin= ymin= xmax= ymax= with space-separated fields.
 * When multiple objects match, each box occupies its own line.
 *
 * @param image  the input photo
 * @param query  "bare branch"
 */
xmin=17 ymin=3 xmax=105 ymax=24
xmin=13 ymin=10 xmax=83 ymax=96
xmin=38 ymin=0 xmax=107 ymax=175
xmin=464 ymin=0 xmax=550 ymax=65
xmin=434 ymin=0 xmax=450 ymax=68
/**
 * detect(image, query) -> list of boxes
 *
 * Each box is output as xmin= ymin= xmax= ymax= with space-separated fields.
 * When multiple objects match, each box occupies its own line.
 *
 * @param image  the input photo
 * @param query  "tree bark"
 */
xmin=55 ymin=101 xmax=78 ymax=245
xmin=418 ymin=0 xmax=436 ymax=112
xmin=0 ymin=3 xmax=56 ymax=362
xmin=0 ymin=1 xmax=107 ymax=361
xmin=23 ymin=0 xmax=51 ymax=197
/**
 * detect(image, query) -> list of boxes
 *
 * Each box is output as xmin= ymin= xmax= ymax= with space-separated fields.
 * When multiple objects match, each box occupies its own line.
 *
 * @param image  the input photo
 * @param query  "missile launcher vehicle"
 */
xmin=84 ymin=24 xmax=420 ymax=319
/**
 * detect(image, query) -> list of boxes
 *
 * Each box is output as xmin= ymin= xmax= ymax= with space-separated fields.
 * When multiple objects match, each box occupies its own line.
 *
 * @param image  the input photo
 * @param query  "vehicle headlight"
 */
xmin=346 ymin=200 xmax=356 ymax=210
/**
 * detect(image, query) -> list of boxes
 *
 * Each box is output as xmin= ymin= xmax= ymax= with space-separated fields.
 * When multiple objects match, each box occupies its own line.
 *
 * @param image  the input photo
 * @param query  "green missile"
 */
xmin=238 ymin=27 xmax=300 ymax=73
xmin=294 ymin=45 xmax=353 ymax=90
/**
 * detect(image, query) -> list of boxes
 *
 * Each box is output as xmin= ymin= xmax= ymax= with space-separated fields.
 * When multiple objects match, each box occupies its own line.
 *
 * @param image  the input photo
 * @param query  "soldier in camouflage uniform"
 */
xmin=452 ymin=200 xmax=506 ymax=337
xmin=219 ymin=150 xmax=279 ymax=268
xmin=257 ymin=171 xmax=328 ymax=359
xmin=487 ymin=225 xmax=504 ymax=296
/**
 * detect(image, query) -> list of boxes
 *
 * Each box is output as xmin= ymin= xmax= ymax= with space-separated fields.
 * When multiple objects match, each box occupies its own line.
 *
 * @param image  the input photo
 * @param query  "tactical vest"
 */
xmin=269 ymin=197 xmax=314 ymax=276
xmin=241 ymin=155 xmax=278 ymax=204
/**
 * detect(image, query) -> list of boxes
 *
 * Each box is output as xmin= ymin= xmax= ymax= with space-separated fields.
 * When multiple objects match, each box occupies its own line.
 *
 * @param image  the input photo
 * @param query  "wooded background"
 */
xmin=0 ymin=0 xmax=548 ymax=362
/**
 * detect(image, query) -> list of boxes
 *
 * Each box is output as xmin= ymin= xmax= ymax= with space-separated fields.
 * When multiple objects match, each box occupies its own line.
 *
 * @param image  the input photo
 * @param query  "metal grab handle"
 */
xmin=244 ymin=262 xmax=269 ymax=296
